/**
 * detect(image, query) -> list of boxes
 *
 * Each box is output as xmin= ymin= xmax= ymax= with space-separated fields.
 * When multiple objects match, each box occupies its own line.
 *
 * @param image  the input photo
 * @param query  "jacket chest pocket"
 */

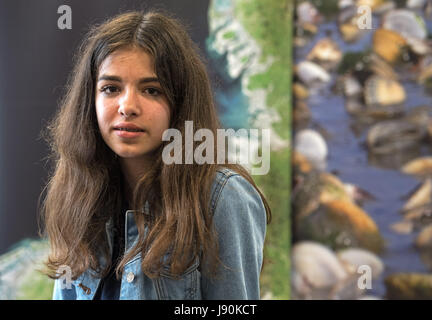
xmin=153 ymin=258 xmax=201 ymax=300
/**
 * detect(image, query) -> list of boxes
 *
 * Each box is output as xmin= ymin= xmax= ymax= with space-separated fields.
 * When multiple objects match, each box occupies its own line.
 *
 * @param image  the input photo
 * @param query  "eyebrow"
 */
xmin=97 ymin=74 xmax=159 ymax=84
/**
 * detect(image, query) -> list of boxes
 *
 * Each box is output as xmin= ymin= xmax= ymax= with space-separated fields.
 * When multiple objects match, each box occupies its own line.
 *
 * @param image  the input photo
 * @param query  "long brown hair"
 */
xmin=40 ymin=10 xmax=271 ymax=280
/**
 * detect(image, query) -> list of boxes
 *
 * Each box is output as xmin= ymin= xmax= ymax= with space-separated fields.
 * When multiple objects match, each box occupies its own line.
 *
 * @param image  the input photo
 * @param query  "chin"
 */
xmin=115 ymin=148 xmax=156 ymax=160
xmin=117 ymin=152 xmax=144 ymax=159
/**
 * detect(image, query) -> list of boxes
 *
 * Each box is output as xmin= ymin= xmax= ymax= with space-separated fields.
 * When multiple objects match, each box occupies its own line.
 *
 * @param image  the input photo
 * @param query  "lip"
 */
xmin=113 ymin=122 xmax=146 ymax=139
xmin=114 ymin=130 xmax=145 ymax=138
xmin=113 ymin=122 xmax=145 ymax=131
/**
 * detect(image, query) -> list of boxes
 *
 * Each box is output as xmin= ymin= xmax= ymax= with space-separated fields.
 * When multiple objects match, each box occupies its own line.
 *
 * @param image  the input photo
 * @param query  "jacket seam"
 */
xmin=153 ymin=277 xmax=165 ymax=300
xmin=210 ymin=169 xmax=240 ymax=216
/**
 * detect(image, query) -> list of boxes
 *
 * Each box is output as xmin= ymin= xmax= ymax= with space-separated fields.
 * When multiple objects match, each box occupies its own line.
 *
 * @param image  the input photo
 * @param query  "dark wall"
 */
xmin=0 ymin=0 xmax=210 ymax=254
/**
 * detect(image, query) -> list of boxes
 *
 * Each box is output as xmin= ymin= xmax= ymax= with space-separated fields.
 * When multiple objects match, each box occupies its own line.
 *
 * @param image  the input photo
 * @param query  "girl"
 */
xmin=41 ymin=10 xmax=271 ymax=300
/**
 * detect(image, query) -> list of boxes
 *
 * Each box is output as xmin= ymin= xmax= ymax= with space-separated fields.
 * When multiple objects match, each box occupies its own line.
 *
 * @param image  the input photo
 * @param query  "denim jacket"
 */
xmin=52 ymin=168 xmax=267 ymax=300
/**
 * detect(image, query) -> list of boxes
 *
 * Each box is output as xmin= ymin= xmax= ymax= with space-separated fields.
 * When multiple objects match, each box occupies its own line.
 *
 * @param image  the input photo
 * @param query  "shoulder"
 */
xmin=209 ymin=167 xmax=240 ymax=209
xmin=210 ymin=167 xmax=252 ymax=208
xmin=209 ymin=167 xmax=266 ymax=226
xmin=201 ymin=167 xmax=267 ymax=299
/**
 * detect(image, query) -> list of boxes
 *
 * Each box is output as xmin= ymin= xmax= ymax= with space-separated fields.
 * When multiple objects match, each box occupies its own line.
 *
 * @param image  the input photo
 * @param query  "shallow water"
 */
xmin=295 ymin=13 xmax=432 ymax=297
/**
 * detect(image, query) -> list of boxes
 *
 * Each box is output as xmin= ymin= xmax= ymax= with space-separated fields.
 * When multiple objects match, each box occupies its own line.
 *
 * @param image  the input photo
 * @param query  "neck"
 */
xmin=119 ymin=157 xmax=152 ymax=205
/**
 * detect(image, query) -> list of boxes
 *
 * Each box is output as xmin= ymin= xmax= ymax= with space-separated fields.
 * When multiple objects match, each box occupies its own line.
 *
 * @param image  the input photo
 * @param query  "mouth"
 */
xmin=113 ymin=127 xmax=146 ymax=139
xmin=113 ymin=128 xmax=145 ymax=132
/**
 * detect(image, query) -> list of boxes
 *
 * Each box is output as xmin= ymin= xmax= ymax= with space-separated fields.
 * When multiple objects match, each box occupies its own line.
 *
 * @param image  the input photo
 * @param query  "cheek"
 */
xmin=156 ymin=108 xmax=171 ymax=135
xmin=159 ymin=103 xmax=171 ymax=129
xmin=95 ymin=105 xmax=104 ymax=131
xmin=146 ymin=102 xmax=171 ymax=133
xmin=95 ymin=98 xmax=113 ymax=131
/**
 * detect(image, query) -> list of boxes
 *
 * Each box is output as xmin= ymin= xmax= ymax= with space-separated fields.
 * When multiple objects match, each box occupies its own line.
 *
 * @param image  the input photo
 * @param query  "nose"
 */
xmin=118 ymin=87 xmax=140 ymax=118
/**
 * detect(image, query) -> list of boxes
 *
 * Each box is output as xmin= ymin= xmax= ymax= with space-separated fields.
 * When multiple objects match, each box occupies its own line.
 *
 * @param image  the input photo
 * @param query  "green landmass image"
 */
xmin=207 ymin=0 xmax=292 ymax=299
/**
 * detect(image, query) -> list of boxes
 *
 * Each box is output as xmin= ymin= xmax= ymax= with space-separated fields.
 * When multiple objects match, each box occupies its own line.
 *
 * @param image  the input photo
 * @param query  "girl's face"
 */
xmin=95 ymin=46 xmax=171 ymax=162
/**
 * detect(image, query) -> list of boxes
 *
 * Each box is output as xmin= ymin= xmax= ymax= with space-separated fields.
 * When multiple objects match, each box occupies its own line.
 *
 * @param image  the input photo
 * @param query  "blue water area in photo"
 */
xmin=206 ymin=33 xmax=250 ymax=130
xmin=212 ymin=0 xmax=234 ymax=12
xmin=214 ymin=80 xmax=250 ymax=130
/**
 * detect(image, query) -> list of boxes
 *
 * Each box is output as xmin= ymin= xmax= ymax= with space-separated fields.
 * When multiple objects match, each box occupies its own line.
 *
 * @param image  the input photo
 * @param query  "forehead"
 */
xmin=97 ymin=46 xmax=156 ymax=77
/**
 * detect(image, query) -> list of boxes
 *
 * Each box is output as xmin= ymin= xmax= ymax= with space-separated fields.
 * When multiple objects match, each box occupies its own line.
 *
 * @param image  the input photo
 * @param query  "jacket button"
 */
xmin=126 ymin=272 xmax=135 ymax=283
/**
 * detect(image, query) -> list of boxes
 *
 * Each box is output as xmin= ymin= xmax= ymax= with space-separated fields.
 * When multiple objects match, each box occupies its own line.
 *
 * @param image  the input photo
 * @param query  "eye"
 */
xmin=143 ymin=87 xmax=162 ymax=96
xmin=100 ymin=85 xmax=119 ymax=95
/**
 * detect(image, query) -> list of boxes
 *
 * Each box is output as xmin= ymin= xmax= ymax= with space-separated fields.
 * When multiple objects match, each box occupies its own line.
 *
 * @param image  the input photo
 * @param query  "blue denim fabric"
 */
xmin=52 ymin=168 xmax=267 ymax=300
